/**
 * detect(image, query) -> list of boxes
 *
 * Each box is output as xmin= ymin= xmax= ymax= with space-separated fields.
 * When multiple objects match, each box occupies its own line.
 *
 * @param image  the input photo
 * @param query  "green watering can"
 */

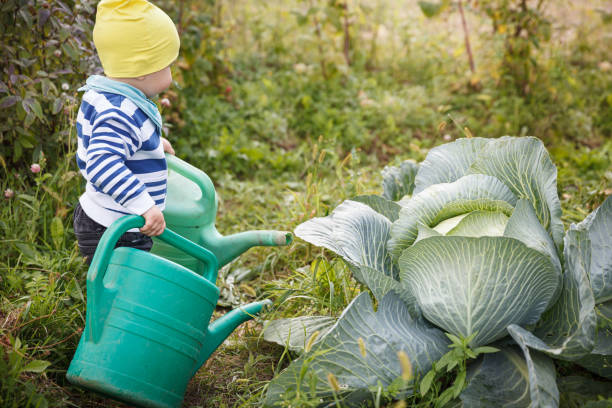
xmin=151 ymin=154 xmax=292 ymax=272
xmin=67 ymin=216 xmax=274 ymax=408
xmin=67 ymin=156 xmax=292 ymax=408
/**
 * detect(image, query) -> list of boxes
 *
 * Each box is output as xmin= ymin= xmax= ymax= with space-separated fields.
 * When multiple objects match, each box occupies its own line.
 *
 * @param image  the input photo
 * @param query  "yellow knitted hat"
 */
xmin=93 ymin=0 xmax=180 ymax=78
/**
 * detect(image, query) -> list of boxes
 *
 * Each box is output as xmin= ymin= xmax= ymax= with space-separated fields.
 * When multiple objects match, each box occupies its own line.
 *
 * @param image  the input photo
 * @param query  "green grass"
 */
xmin=2 ymin=134 xmax=608 ymax=407
xmin=2 ymin=1 xmax=612 ymax=406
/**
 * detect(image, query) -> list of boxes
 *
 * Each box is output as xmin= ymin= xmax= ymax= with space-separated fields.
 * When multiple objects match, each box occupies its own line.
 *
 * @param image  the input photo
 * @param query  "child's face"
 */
xmin=138 ymin=66 xmax=172 ymax=97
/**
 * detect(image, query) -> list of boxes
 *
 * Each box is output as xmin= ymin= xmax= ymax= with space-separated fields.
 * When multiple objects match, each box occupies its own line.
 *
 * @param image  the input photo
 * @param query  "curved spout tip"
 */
xmin=275 ymin=232 xmax=293 ymax=246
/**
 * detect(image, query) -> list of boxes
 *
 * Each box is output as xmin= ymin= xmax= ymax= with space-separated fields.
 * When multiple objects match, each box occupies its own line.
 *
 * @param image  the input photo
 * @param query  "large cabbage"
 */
xmin=263 ymin=137 xmax=612 ymax=407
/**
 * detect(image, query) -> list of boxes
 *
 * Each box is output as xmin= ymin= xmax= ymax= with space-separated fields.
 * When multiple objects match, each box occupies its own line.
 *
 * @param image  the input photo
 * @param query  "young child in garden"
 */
xmin=73 ymin=0 xmax=179 ymax=263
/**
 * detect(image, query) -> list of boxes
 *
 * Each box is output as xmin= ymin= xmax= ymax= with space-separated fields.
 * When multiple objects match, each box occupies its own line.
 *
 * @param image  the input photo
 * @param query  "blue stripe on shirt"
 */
xmin=141 ymin=134 xmax=160 ymax=150
xmin=98 ymin=107 xmax=138 ymax=124
xmin=125 ymin=159 xmax=167 ymax=174
xmin=145 ymin=179 xmax=166 ymax=187
xmin=104 ymin=93 xmax=124 ymax=108
xmin=88 ymin=132 xmax=135 ymax=156
xmin=104 ymin=207 xmax=130 ymax=215
xmin=131 ymin=108 xmax=149 ymax=128
xmin=76 ymin=155 xmax=86 ymax=171
xmin=89 ymin=156 xmax=123 ymax=184
xmin=99 ymin=107 xmax=148 ymax=129
xmin=87 ymin=147 xmax=125 ymax=159
xmin=94 ymin=121 xmax=135 ymax=142
xmin=149 ymin=188 xmax=167 ymax=197
xmin=106 ymin=173 xmax=136 ymax=197
xmin=116 ymin=179 xmax=143 ymax=203
xmin=80 ymin=100 xmax=97 ymax=120
xmin=90 ymin=137 xmax=131 ymax=154
xmin=98 ymin=166 xmax=128 ymax=190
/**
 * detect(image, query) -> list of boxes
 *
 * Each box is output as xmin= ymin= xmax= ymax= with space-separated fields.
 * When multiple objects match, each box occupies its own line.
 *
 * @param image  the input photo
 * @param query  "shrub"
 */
xmin=0 ymin=0 xmax=99 ymax=169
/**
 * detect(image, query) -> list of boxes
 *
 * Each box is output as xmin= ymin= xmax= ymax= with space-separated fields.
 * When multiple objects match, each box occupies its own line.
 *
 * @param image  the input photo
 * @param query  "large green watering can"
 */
xmin=67 ymin=215 xmax=275 ymax=408
xmin=67 ymin=156 xmax=292 ymax=407
xmin=151 ymin=154 xmax=292 ymax=272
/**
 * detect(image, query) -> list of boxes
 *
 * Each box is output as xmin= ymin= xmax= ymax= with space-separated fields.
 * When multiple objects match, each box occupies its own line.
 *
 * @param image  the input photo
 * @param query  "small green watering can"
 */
xmin=151 ymin=154 xmax=293 ymax=272
xmin=66 ymin=215 xmax=275 ymax=408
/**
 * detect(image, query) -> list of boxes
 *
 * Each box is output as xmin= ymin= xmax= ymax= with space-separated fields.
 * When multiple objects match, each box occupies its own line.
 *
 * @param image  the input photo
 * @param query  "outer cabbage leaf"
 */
xmin=505 ymin=198 xmax=611 ymax=364
xmin=558 ymin=375 xmax=612 ymax=407
xmin=466 ymin=136 xmax=564 ymax=252
xmin=460 ymin=348 xmax=530 ymax=407
xmin=575 ymin=301 xmax=612 ymax=379
xmin=388 ymin=174 xmax=517 ymax=259
xmin=413 ymin=137 xmax=489 ymax=194
xmin=574 ymin=331 xmax=612 ymax=380
xmin=349 ymin=264 xmax=415 ymax=310
xmin=295 ymin=199 xmax=399 ymax=287
xmin=504 ymin=199 xmax=562 ymax=274
xmin=263 ymin=316 xmax=336 ymax=353
xmin=459 ymin=346 xmax=557 ymax=408
xmin=352 ymin=194 xmax=401 ymax=222
xmin=264 ymin=292 xmax=450 ymax=407
xmin=382 ymin=160 xmax=419 ymax=201
xmin=399 ymin=236 xmax=559 ymax=346
xmin=507 ymin=227 xmax=596 ymax=361
xmin=574 ymin=195 xmax=612 ymax=303
xmin=510 ymin=331 xmax=560 ymax=407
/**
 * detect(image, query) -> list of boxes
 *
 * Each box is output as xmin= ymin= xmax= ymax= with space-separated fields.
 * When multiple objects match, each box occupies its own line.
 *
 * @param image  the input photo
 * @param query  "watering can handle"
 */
xmin=88 ymin=215 xmax=219 ymax=286
xmin=86 ymin=215 xmax=219 ymax=342
xmin=166 ymin=154 xmax=217 ymax=221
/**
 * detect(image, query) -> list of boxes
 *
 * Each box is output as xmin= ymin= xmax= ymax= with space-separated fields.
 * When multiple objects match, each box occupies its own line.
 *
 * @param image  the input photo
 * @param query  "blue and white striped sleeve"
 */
xmin=85 ymin=113 xmax=155 ymax=215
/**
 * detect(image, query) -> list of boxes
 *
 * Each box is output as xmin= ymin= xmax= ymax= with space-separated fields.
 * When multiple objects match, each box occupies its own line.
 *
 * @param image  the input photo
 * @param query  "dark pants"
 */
xmin=73 ymin=203 xmax=153 ymax=265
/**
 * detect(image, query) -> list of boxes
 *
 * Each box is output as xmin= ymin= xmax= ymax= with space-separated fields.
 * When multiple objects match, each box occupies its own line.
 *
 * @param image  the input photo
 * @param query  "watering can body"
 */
xmin=67 ymin=216 xmax=270 ymax=408
xmin=151 ymin=154 xmax=292 ymax=272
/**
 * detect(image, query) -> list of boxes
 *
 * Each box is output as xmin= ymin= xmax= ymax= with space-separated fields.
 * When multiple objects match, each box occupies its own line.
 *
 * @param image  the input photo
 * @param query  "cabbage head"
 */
xmin=264 ymin=137 xmax=612 ymax=407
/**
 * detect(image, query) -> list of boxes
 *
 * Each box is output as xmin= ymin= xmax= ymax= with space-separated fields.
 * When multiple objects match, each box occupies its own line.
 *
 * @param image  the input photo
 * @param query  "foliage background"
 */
xmin=1 ymin=0 xmax=611 ymax=407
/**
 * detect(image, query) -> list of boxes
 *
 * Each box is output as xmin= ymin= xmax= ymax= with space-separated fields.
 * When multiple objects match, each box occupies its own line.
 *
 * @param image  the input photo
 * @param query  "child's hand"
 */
xmin=161 ymin=137 xmax=175 ymax=155
xmin=140 ymin=206 xmax=165 ymax=236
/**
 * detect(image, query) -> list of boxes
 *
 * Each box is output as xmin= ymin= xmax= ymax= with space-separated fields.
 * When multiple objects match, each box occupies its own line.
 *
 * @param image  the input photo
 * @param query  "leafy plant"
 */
xmin=476 ymin=0 xmax=551 ymax=95
xmin=158 ymin=0 xmax=231 ymax=95
xmin=0 ymin=0 xmax=98 ymax=167
xmin=264 ymin=136 xmax=612 ymax=407
xmin=418 ymin=333 xmax=499 ymax=407
xmin=0 ymin=335 xmax=51 ymax=408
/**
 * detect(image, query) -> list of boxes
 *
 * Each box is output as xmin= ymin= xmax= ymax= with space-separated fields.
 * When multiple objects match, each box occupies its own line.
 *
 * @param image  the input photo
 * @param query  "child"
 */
xmin=73 ymin=0 xmax=180 ymax=264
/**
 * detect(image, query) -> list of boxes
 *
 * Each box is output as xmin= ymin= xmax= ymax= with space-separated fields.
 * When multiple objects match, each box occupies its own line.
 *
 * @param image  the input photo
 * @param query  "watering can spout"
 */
xmin=193 ymin=299 xmax=272 ymax=376
xmin=211 ymin=230 xmax=293 ymax=267
xmin=153 ymin=155 xmax=293 ymax=272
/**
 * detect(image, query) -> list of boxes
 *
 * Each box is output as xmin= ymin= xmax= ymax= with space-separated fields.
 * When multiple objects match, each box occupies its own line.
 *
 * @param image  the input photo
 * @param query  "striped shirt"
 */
xmin=76 ymin=90 xmax=167 ymax=228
